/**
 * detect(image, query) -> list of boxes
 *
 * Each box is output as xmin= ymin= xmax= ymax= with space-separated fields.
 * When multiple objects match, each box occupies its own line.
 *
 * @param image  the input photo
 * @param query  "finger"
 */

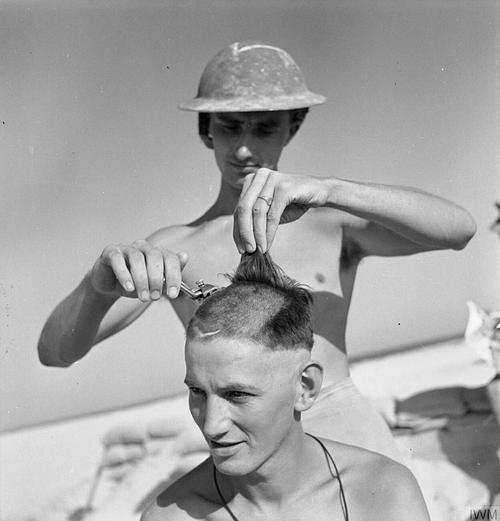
xmin=233 ymin=174 xmax=260 ymax=253
xmin=234 ymin=169 xmax=271 ymax=253
xmin=241 ymin=168 xmax=272 ymax=202
xmin=252 ymin=191 xmax=275 ymax=254
xmin=163 ymin=252 xmax=183 ymax=299
xmin=103 ymin=246 xmax=136 ymax=294
xmin=233 ymin=176 xmax=251 ymax=253
xmin=144 ymin=248 xmax=165 ymax=301
xmin=239 ymin=172 xmax=256 ymax=199
xmin=177 ymin=251 xmax=189 ymax=271
xmin=126 ymin=248 xmax=151 ymax=301
xmin=265 ymin=186 xmax=288 ymax=251
xmin=232 ymin=211 xmax=245 ymax=254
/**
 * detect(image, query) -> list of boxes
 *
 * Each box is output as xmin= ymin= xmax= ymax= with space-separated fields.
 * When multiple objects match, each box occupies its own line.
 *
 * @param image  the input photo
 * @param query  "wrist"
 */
xmin=84 ymin=270 xmax=120 ymax=305
xmin=322 ymin=177 xmax=347 ymax=208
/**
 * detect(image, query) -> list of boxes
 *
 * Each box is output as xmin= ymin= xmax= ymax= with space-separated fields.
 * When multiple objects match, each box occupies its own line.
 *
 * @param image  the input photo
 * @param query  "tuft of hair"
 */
xmin=186 ymin=252 xmax=314 ymax=352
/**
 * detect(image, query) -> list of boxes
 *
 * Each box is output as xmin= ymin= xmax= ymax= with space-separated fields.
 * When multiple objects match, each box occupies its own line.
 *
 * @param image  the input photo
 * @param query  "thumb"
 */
xmin=177 ymin=251 xmax=189 ymax=271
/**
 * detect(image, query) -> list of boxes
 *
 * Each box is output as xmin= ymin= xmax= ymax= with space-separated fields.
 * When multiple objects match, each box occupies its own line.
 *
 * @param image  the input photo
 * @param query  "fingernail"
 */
xmin=168 ymin=287 xmax=178 ymax=299
xmin=257 ymin=245 xmax=264 ymax=254
xmin=151 ymin=290 xmax=160 ymax=300
xmin=245 ymin=243 xmax=254 ymax=252
xmin=141 ymin=290 xmax=149 ymax=301
xmin=125 ymin=282 xmax=134 ymax=292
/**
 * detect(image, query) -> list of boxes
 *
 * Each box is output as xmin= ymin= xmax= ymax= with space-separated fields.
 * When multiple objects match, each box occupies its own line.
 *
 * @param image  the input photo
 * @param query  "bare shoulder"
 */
xmin=141 ymin=458 xmax=220 ymax=521
xmin=146 ymin=223 xmax=198 ymax=249
xmin=146 ymin=216 xmax=235 ymax=255
xmin=321 ymin=439 xmax=430 ymax=521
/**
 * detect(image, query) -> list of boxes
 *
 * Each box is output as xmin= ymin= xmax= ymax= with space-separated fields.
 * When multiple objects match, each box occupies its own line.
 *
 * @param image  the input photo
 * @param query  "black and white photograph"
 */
xmin=1 ymin=1 xmax=499 ymax=519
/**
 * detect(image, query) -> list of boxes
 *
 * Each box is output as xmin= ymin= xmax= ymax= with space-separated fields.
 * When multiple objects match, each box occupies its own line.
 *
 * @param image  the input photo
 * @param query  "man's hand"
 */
xmin=91 ymin=240 xmax=189 ymax=302
xmin=233 ymin=168 xmax=329 ymax=253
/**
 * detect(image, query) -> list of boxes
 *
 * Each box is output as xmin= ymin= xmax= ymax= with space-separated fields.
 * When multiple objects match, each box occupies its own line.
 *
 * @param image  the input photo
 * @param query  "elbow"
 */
xmin=451 ymin=212 xmax=477 ymax=250
xmin=37 ymin=339 xmax=55 ymax=366
xmin=37 ymin=339 xmax=72 ymax=368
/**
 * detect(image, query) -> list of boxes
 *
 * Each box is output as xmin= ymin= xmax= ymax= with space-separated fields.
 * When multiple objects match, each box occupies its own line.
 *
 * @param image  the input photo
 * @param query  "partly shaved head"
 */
xmin=186 ymin=252 xmax=314 ymax=352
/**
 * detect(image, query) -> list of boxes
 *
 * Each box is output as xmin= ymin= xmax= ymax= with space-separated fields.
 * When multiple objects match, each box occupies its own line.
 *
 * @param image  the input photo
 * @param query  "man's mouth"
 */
xmin=209 ymin=440 xmax=244 ymax=450
xmin=230 ymin=162 xmax=259 ymax=172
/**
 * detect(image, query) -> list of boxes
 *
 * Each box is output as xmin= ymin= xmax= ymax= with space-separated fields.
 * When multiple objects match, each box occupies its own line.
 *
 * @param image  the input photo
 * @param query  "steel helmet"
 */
xmin=179 ymin=41 xmax=327 ymax=112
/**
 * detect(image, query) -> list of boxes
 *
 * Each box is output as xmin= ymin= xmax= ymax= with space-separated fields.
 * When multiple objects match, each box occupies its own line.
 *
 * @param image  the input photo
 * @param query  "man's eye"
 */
xmin=227 ymin=391 xmax=250 ymax=401
xmin=189 ymin=387 xmax=204 ymax=396
xmin=222 ymin=125 xmax=240 ymax=133
xmin=256 ymin=128 xmax=273 ymax=136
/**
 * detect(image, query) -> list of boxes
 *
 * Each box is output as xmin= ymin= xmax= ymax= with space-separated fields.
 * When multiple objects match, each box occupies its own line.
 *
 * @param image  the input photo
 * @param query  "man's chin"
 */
xmin=213 ymin=459 xmax=251 ymax=477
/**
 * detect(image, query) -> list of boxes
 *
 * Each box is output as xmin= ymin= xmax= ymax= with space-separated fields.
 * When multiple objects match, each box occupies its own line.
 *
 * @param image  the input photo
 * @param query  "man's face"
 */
xmin=208 ymin=111 xmax=294 ymax=191
xmin=184 ymin=336 xmax=307 ymax=476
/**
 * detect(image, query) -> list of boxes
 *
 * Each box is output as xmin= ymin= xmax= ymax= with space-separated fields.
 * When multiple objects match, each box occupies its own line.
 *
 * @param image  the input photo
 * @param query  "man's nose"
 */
xmin=235 ymin=143 xmax=253 ymax=162
xmin=201 ymin=397 xmax=231 ymax=439
xmin=234 ymin=128 xmax=255 ymax=161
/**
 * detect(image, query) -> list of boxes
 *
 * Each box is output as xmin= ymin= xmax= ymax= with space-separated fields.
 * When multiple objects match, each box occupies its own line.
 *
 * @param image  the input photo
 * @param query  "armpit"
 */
xmin=340 ymin=238 xmax=365 ymax=271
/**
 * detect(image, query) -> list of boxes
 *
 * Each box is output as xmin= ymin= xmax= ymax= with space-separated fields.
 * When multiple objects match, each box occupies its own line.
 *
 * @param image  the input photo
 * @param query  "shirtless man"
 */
xmin=38 ymin=41 xmax=476 ymax=461
xmin=140 ymin=252 xmax=430 ymax=521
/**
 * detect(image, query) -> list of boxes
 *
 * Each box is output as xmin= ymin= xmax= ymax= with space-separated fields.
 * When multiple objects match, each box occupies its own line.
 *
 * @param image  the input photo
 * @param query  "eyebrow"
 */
xmin=183 ymin=378 xmax=261 ymax=393
xmin=215 ymin=114 xmax=281 ymax=128
xmin=214 ymin=114 xmax=241 ymax=124
xmin=222 ymin=383 xmax=261 ymax=393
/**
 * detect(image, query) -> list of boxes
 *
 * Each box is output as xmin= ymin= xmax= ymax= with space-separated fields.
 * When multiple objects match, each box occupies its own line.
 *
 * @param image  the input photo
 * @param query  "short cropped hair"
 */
xmin=186 ymin=252 xmax=314 ymax=352
xmin=198 ymin=108 xmax=310 ymax=139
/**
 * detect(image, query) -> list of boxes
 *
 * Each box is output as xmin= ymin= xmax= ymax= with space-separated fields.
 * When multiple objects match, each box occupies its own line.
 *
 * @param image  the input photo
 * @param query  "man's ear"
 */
xmin=200 ymin=134 xmax=214 ymax=150
xmin=284 ymin=120 xmax=301 ymax=147
xmin=284 ymin=108 xmax=308 ymax=147
xmin=294 ymin=360 xmax=323 ymax=413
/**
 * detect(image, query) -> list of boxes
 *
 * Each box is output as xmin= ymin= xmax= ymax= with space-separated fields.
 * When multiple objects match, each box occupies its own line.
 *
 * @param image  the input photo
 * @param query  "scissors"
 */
xmin=179 ymin=279 xmax=220 ymax=301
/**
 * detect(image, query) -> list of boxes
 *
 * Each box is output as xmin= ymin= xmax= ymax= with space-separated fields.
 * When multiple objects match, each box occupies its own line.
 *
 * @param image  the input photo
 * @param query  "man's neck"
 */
xmin=190 ymin=179 xmax=243 ymax=225
xmin=219 ymin=430 xmax=320 ymax=508
xmin=210 ymin=180 xmax=241 ymax=215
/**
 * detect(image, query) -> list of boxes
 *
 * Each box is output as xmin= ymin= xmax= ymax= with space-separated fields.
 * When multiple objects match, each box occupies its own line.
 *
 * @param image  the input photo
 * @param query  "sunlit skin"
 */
xmin=184 ymin=336 xmax=316 ymax=479
xmin=39 ymin=96 xmax=475 ymax=465
xmin=140 ymin=335 xmax=431 ymax=520
xmin=206 ymin=111 xmax=298 ymax=195
xmin=37 ymin=46 xmax=474 ymax=520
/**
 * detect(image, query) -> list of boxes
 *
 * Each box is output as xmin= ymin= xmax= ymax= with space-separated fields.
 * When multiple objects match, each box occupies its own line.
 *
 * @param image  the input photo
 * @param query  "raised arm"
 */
xmin=38 ymin=238 xmax=188 ymax=367
xmin=233 ymin=168 xmax=476 ymax=256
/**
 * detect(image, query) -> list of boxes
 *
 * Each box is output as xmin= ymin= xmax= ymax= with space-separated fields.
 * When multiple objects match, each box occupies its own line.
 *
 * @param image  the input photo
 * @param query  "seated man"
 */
xmin=141 ymin=253 xmax=429 ymax=521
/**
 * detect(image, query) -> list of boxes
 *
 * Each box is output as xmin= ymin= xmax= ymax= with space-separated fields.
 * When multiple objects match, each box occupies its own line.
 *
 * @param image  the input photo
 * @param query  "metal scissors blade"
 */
xmin=179 ymin=279 xmax=220 ymax=301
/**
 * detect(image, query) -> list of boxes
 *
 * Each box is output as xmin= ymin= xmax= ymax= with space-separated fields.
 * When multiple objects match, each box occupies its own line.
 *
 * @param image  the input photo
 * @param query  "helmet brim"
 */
xmin=178 ymin=92 xmax=327 ymax=113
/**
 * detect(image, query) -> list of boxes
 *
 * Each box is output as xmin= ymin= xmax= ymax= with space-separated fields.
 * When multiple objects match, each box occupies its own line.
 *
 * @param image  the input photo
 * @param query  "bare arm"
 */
xmin=38 ymin=273 xmax=121 ymax=367
xmin=330 ymin=178 xmax=476 ymax=256
xmin=38 ymin=238 xmax=188 ymax=367
xmin=233 ymin=169 xmax=476 ymax=256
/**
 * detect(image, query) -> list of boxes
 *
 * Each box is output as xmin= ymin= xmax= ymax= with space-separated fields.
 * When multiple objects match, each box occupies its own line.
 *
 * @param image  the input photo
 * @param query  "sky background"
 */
xmin=1 ymin=0 xmax=499 ymax=432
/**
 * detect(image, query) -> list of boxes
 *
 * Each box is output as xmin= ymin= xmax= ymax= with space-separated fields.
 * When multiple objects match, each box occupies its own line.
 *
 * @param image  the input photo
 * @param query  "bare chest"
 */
xmin=182 ymin=211 xmax=346 ymax=295
xmin=204 ymin=481 xmax=346 ymax=521
xmin=169 ymin=211 xmax=359 ymax=363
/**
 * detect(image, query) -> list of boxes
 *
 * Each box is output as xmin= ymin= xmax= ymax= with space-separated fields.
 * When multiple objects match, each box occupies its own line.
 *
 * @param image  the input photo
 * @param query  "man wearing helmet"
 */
xmin=38 ymin=41 xmax=476 ymax=463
